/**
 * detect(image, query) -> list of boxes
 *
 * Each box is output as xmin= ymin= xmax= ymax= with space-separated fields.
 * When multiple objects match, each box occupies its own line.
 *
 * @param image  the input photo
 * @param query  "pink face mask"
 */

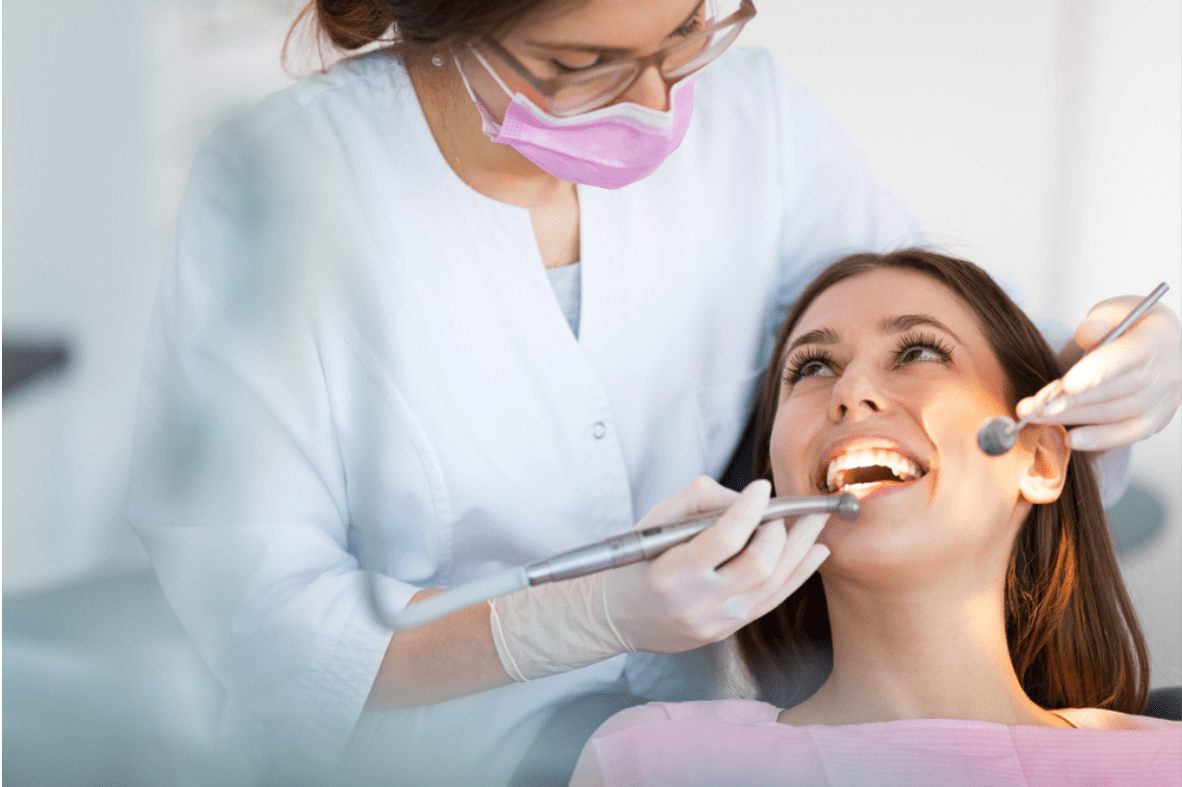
xmin=455 ymin=49 xmax=696 ymax=190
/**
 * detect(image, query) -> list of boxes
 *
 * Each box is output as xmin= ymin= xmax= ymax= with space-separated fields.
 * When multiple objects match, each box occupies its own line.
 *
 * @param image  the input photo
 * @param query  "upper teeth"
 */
xmin=825 ymin=448 xmax=922 ymax=492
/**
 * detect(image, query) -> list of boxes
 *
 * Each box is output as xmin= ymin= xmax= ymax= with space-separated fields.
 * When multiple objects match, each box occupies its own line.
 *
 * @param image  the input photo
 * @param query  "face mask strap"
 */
xmin=466 ymin=45 xmax=517 ymax=102
xmin=453 ymin=52 xmax=507 ymax=135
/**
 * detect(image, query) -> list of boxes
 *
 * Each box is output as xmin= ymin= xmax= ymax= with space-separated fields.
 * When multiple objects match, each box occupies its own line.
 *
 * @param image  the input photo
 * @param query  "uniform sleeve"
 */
xmin=127 ymin=127 xmax=412 ymax=769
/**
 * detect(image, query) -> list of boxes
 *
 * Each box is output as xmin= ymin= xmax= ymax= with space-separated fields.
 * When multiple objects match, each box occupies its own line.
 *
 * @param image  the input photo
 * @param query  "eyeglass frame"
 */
xmin=473 ymin=0 xmax=757 ymax=116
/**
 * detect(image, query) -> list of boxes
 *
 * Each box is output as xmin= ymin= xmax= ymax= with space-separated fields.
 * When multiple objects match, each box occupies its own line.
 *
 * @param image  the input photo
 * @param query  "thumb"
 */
xmin=1074 ymin=318 xmax=1110 ymax=352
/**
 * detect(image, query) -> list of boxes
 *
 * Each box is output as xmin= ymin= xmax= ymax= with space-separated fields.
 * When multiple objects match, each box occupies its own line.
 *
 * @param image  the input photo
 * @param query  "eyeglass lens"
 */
xmin=549 ymin=19 xmax=746 ymax=114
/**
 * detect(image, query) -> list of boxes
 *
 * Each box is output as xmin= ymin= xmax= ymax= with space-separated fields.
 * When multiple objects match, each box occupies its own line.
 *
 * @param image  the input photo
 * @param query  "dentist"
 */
xmin=128 ymin=1 xmax=1181 ymax=785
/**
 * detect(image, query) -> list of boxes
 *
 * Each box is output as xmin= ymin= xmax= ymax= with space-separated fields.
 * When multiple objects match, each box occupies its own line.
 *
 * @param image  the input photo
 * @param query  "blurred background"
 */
xmin=5 ymin=0 xmax=1180 ymax=784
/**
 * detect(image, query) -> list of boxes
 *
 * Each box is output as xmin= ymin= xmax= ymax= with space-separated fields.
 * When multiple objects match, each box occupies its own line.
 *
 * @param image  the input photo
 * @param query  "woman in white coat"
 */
xmin=127 ymin=1 xmax=1182 ymax=785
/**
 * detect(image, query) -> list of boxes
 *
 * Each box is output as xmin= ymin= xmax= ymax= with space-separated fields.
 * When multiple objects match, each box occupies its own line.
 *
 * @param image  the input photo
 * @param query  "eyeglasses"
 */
xmin=478 ymin=0 xmax=756 ymax=117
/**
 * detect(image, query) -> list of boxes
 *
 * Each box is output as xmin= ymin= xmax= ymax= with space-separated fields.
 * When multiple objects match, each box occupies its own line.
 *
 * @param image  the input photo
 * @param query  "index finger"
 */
xmin=639 ymin=476 xmax=741 ymax=530
xmin=669 ymin=479 xmax=773 ymax=569
xmin=1076 ymin=295 xmax=1147 ymax=350
xmin=1060 ymin=331 xmax=1149 ymax=396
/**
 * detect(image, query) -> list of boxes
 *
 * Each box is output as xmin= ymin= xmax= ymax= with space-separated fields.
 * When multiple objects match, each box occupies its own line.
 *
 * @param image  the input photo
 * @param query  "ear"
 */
xmin=1018 ymin=423 xmax=1070 ymax=504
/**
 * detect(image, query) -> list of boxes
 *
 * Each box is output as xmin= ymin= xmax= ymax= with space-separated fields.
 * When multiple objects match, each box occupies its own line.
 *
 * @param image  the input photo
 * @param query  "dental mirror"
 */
xmin=977 ymin=283 xmax=1169 ymax=457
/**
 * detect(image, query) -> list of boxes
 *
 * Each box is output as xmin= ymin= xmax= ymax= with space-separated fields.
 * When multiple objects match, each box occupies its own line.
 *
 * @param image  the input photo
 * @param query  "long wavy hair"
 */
xmin=735 ymin=249 xmax=1149 ymax=714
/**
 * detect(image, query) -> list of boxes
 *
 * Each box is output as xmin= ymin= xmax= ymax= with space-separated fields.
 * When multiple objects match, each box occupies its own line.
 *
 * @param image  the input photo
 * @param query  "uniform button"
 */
xmin=592 ymin=422 xmax=607 ymax=439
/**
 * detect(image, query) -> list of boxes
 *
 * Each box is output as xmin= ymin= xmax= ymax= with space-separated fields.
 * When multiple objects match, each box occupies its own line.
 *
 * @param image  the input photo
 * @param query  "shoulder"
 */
xmin=703 ymin=45 xmax=843 ymax=125
xmin=224 ymin=50 xmax=409 ymax=145
xmin=1058 ymin=707 xmax=1182 ymax=730
xmin=703 ymin=45 xmax=780 ymax=88
xmin=189 ymin=49 xmax=413 ymax=188
xmin=177 ymin=50 xmax=418 ymax=251
xmin=697 ymin=45 xmax=822 ymax=125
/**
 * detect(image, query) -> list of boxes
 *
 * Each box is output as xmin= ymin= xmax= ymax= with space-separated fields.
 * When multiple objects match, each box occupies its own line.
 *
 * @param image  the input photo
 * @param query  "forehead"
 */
xmin=512 ymin=0 xmax=702 ymax=47
xmin=789 ymin=268 xmax=984 ymax=342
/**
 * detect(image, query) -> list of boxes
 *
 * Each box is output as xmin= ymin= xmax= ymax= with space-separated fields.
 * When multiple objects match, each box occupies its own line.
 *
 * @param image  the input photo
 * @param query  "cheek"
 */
xmin=769 ymin=401 xmax=815 ymax=495
xmin=924 ymin=390 xmax=1027 ymax=528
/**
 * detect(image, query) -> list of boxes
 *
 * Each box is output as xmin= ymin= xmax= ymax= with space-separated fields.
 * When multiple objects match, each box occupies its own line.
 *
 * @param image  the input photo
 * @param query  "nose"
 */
xmin=617 ymin=64 xmax=669 ymax=111
xmin=828 ymin=360 xmax=892 ymax=422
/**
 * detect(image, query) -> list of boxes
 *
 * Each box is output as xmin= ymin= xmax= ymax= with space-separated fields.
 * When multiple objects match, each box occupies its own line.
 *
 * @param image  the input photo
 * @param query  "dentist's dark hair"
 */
xmin=736 ymin=248 xmax=1149 ymax=715
xmin=285 ymin=0 xmax=568 ymax=72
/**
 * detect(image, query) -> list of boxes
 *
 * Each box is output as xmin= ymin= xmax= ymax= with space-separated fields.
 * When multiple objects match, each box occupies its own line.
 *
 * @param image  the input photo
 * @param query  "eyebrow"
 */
xmin=523 ymin=0 xmax=705 ymax=53
xmin=786 ymin=327 xmax=841 ymax=354
xmin=785 ymin=313 xmax=963 ymax=354
xmin=877 ymin=314 xmax=963 ymax=345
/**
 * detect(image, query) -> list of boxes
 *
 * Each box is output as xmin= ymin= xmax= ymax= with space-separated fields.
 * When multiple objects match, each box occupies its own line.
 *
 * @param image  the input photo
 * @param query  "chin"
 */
xmin=815 ymin=485 xmax=941 ymax=584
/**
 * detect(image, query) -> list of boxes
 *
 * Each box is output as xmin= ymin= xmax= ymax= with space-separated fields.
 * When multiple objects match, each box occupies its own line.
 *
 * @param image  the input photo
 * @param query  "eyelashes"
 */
xmin=782 ymin=331 xmax=954 ymax=385
xmin=784 ymin=348 xmax=836 ymax=384
xmin=893 ymin=331 xmax=953 ymax=364
xmin=673 ymin=15 xmax=703 ymax=38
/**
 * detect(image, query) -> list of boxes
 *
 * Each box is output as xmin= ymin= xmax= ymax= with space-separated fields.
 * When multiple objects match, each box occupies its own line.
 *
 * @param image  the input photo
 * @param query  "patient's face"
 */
xmin=770 ymin=269 xmax=1034 ymax=589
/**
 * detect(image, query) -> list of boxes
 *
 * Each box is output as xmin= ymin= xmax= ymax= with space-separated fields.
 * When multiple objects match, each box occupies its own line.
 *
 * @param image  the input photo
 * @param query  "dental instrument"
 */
xmin=977 ymin=282 xmax=1170 ymax=456
xmin=370 ymin=493 xmax=859 ymax=630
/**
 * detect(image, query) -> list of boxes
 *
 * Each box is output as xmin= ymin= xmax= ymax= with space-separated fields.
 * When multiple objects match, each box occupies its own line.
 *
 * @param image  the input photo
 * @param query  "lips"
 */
xmin=818 ymin=439 xmax=928 ymax=494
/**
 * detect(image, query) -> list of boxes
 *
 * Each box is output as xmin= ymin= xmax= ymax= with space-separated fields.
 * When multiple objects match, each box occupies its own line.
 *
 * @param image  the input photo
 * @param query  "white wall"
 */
xmin=5 ymin=0 xmax=1179 ymax=684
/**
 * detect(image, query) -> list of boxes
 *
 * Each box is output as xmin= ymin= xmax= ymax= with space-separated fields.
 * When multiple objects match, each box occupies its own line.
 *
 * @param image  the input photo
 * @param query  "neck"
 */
xmin=782 ymin=576 xmax=1063 ymax=727
xmin=407 ymin=60 xmax=571 ymax=208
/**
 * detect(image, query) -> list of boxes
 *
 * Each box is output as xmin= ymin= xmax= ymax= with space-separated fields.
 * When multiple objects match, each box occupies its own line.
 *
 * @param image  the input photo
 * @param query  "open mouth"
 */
xmin=821 ymin=447 xmax=927 ymax=494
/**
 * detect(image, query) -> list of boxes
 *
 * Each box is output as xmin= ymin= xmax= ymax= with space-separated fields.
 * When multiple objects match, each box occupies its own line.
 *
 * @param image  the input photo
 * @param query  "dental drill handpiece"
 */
xmin=977 ymin=282 xmax=1170 ymax=456
xmin=524 ymin=493 xmax=860 ymax=585
xmin=381 ymin=494 xmax=859 ymax=630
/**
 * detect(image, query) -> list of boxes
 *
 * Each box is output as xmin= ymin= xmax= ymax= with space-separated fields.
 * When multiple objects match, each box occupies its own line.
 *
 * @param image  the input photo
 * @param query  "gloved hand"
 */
xmin=488 ymin=478 xmax=830 ymax=680
xmin=1018 ymin=296 xmax=1181 ymax=451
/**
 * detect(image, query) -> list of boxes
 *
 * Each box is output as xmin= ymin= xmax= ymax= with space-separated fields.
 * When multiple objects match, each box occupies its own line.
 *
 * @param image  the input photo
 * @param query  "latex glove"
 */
xmin=1018 ymin=296 xmax=1181 ymax=451
xmin=488 ymin=478 xmax=830 ymax=680
xmin=602 ymin=478 xmax=830 ymax=654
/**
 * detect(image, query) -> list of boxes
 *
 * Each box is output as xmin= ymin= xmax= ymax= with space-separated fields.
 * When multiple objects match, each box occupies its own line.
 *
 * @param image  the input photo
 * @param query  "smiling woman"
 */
xmin=745 ymin=250 xmax=1148 ymax=715
xmin=570 ymin=250 xmax=1179 ymax=787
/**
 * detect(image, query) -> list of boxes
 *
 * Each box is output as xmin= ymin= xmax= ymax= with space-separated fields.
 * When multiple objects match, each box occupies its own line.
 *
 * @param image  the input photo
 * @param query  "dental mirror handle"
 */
xmin=378 ymin=494 xmax=858 ymax=630
xmin=1010 ymin=282 xmax=1169 ymax=435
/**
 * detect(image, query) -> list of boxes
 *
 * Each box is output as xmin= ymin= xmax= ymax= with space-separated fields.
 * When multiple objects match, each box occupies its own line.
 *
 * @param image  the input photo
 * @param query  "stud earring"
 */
xmin=431 ymin=54 xmax=444 ymax=67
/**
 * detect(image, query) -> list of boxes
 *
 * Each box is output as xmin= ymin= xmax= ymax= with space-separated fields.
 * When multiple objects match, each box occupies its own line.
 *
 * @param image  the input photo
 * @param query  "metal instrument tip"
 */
xmin=977 ymin=416 xmax=1018 ymax=456
xmin=835 ymin=492 xmax=860 ymax=520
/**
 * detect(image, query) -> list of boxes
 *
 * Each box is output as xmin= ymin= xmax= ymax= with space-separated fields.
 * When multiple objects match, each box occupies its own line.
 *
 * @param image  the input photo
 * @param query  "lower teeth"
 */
xmin=840 ymin=479 xmax=910 ymax=492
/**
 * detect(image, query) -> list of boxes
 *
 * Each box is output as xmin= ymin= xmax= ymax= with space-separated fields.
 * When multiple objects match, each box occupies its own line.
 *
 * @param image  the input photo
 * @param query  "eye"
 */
xmin=893 ymin=332 xmax=953 ymax=367
xmin=552 ymin=56 xmax=603 ymax=73
xmin=672 ymin=14 xmax=703 ymax=38
xmin=785 ymin=350 xmax=837 ymax=384
xmin=672 ymin=2 xmax=706 ymax=38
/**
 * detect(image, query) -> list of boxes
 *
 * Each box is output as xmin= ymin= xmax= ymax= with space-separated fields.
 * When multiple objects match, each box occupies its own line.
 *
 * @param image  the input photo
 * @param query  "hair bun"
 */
xmin=317 ymin=0 xmax=394 ymax=51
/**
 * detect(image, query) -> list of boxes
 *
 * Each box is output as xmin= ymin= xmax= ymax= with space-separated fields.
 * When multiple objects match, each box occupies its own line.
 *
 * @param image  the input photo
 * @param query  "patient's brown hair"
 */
xmin=736 ymin=249 xmax=1149 ymax=714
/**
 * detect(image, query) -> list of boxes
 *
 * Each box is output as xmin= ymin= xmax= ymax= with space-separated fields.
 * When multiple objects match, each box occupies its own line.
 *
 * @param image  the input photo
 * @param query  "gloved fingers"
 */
xmin=1067 ymin=411 xmax=1171 ymax=452
xmin=1027 ymin=358 xmax=1148 ymax=418
xmin=713 ymin=514 xmax=787 ymax=581
xmin=1072 ymin=317 xmax=1113 ymax=351
xmin=1015 ymin=380 xmax=1065 ymax=421
xmin=1074 ymin=295 xmax=1178 ymax=345
xmin=746 ymin=542 xmax=831 ymax=623
xmin=1016 ymin=297 xmax=1180 ymax=451
xmin=1024 ymin=384 xmax=1161 ymax=427
xmin=638 ymin=475 xmax=740 ymax=530
xmin=1073 ymin=295 xmax=1149 ymax=350
xmin=733 ymin=514 xmax=828 ymax=618
xmin=1058 ymin=335 xmax=1151 ymax=397
xmin=716 ymin=512 xmax=825 ymax=590
xmin=668 ymin=479 xmax=773 ymax=571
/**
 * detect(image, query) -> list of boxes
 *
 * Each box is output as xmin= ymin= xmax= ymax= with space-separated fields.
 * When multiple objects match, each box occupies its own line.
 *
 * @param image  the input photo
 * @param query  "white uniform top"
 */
xmin=128 ymin=46 xmax=921 ymax=785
